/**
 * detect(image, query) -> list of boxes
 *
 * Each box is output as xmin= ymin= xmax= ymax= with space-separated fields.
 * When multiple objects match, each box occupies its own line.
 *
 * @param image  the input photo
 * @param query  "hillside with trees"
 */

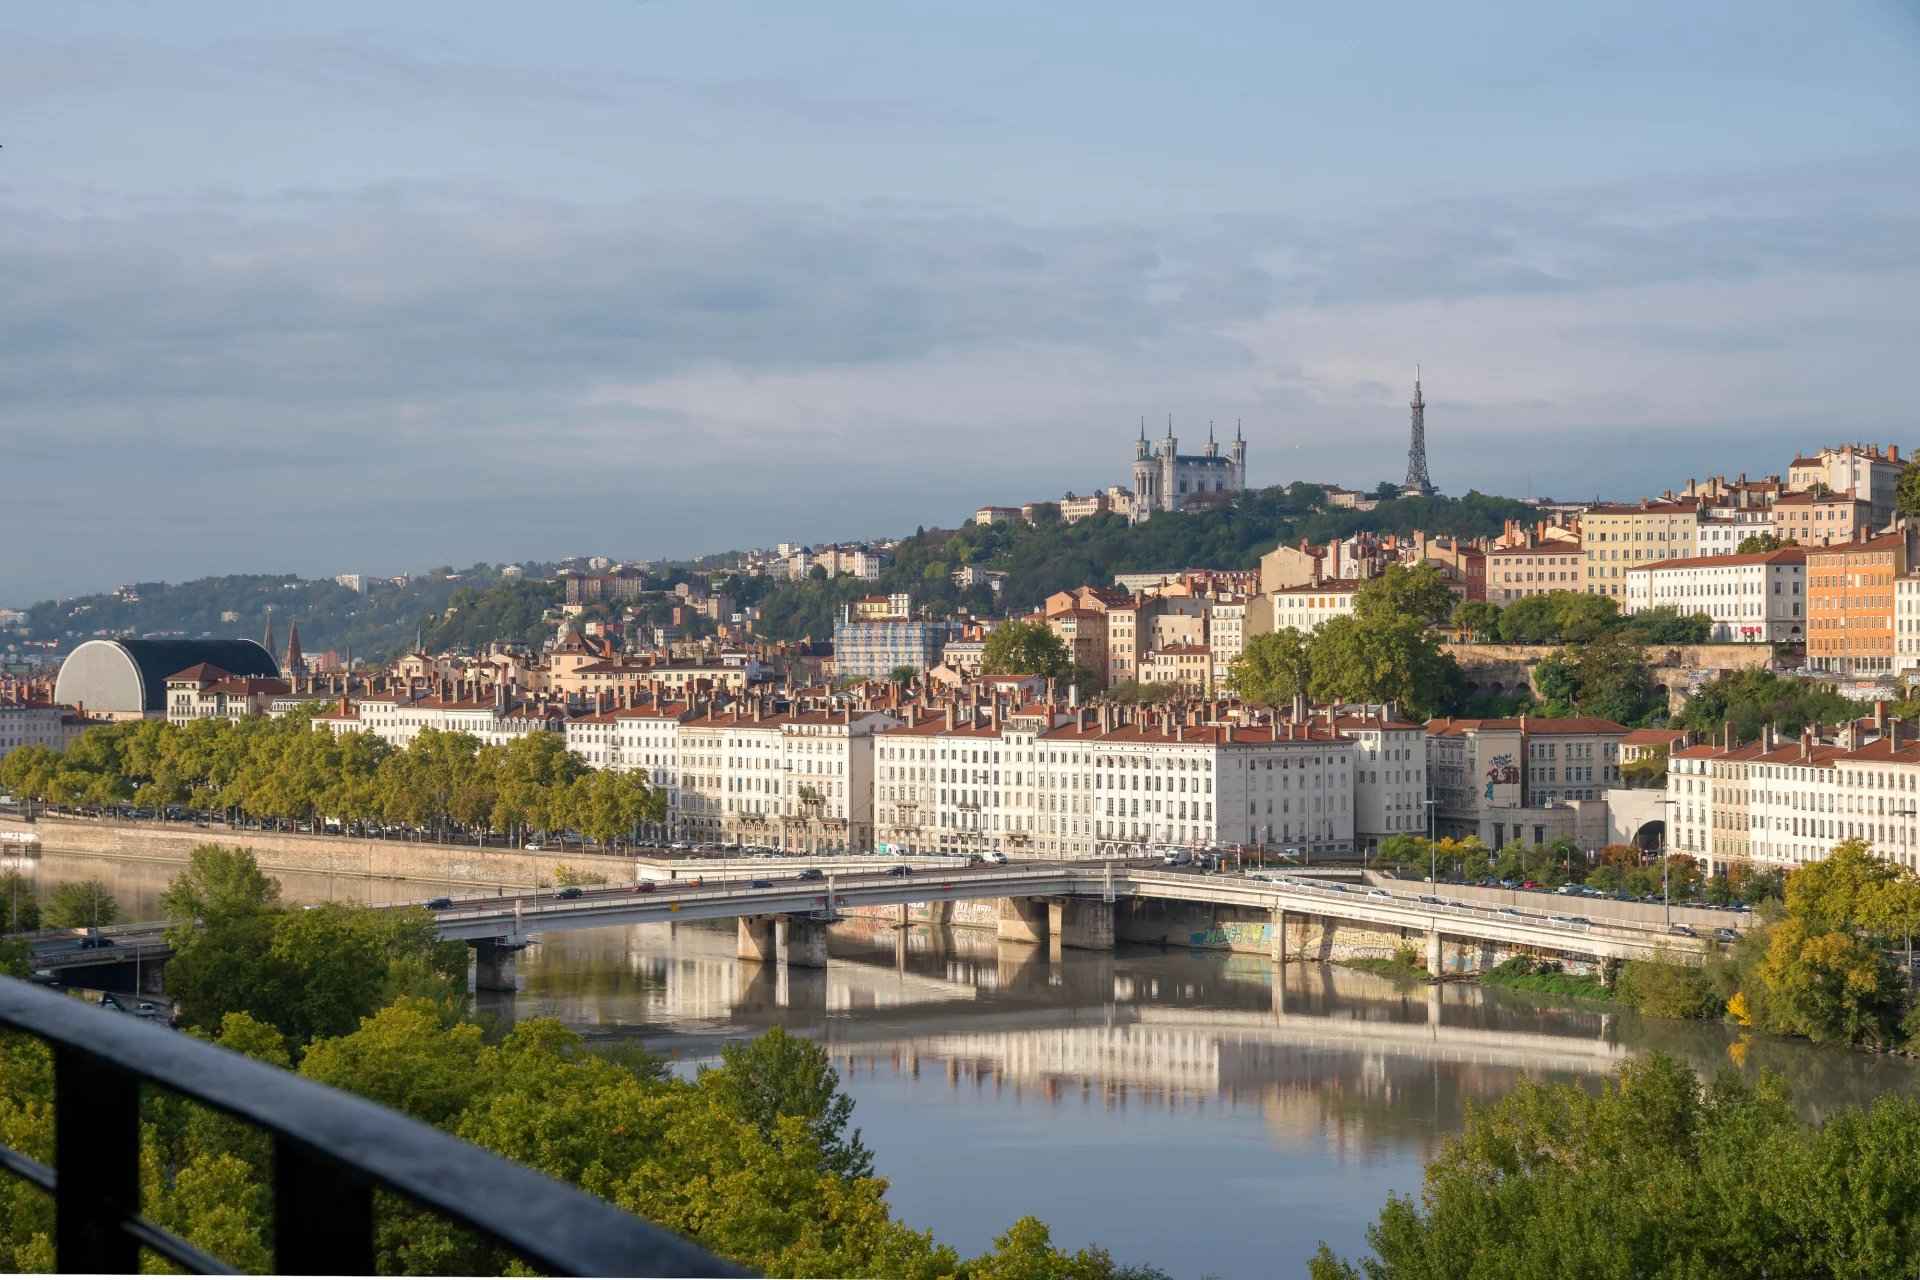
xmin=14 ymin=565 xmax=562 ymax=663
xmin=744 ymin=484 xmax=1539 ymax=641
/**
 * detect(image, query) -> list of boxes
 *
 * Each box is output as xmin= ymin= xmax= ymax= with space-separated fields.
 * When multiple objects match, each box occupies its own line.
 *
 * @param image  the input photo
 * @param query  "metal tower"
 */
xmin=1401 ymin=365 xmax=1436 ymax=497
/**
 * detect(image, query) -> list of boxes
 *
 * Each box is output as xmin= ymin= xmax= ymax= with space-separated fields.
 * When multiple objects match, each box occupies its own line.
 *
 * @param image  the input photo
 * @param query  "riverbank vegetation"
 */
xmin=1309 ymin=1052 xmax=1920 ymax=1280
xmin=1370 ymin=833 xmax=1784 ymax=908
xmin=0 ymin=716 xmax=660 ymax=847
xmin=0 ymin=845 xmax=1167 ymax=1277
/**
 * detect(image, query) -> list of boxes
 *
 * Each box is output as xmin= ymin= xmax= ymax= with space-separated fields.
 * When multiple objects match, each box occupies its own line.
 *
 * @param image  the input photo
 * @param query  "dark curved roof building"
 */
xmin=54 ymin=639 xmax=280 ymax=719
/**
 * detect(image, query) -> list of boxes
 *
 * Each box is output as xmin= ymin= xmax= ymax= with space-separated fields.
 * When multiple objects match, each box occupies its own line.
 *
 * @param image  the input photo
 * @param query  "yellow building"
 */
xmin=1579 ymin=499 xmax=1699 ymax=603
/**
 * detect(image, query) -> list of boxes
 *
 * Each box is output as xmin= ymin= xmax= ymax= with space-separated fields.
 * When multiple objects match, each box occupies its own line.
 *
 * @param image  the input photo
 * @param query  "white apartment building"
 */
xmin=165 ymin=665 xmax=292 ymax=724
xmin=1671 ymin=731 xmax=1920 ymax=874
xmin=1622 ymin=548 xmax=1806 ymax=644
xmin=567 ymin=702 xmax=898 ymax=850
xmin=1208 ymin=598 xmax=1246 ymax=691
xmin=873 ymin=706 xmax=1357 ymax=858
xmin=1896 ymin=576 xmax=1920 ymax=676
xmin=1338 ymin=709 xmax=1430 ymax=850
xmin=1267 ymin=581 xmax=1360 ymax=634
xmin=1696 ymin=510 xmax=1775 ymax=557
xmin=316 ymin=689 xmax=564 ymax=749
xmin=0 ymin=704 xmax=92 ymax=760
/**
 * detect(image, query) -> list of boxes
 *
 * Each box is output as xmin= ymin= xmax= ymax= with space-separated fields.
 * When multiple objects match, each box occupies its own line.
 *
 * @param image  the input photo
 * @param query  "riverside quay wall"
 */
xmin=0 ymin=816 xmax=633 ymax=891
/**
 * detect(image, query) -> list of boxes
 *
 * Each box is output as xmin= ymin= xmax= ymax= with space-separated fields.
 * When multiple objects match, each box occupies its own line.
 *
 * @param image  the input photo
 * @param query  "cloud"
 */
xmin=1 ymin=154 xmax=1916 ymax=601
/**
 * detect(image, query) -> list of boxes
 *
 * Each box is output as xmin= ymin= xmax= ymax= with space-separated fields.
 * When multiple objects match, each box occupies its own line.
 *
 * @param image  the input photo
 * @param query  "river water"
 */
xmin=31 ymin=850 xmax=1920 ymax=1278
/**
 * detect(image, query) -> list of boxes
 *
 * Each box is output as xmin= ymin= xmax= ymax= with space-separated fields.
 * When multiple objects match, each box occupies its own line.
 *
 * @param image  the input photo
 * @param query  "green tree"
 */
xmin=1737 ymin=532 xmax=1790 ymax=554
xmin=699 ymin=1026 xmax=874 ymax=1181
xmin=42 ymin=880 xmax=119 ymax=929
xmin=1229 ymin=629 xmax=1311 ymax=706
xmin=888 ymin=664 xmax=920 ymax=685
xmin=980 ymin=620 xmax=1072 ymax=678
xmin=1449 ymin=600 xmax=1500 ymax=641
xmin=1354 ymin=562 xmax=1456 ymax=627
xmin=0 ymin=873 xmax=39 ymax=933
xmin=1308 ymin=614 xmax=1459 ymax=716
xmin=1897 ymin=460 xmax=1920 ymax=523
xmin=1621 ymin=746 xmax=1670 ymax=788
xmin=160 ymin=843 xmax=283 ymax=924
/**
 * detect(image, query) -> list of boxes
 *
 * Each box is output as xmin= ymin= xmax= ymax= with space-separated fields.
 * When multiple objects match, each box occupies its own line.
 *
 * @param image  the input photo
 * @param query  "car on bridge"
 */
xmin=748 ymin=879 xmax=773 ymax=889
xmin=424 ymin=897 xmax=453 ymax=910
xmin=1714 ymin=927 xmax=1740 ymax=943
xmin=1668 ymin=924 xmax=1697 ymax=938
xmin=76 ymin=935 xmax=117 ymax=950
xmin=634 ymin=881 xmax=657 ymax=893
xmin=796 ymin=868 xmax=825 ymax=882
xmin=986 ymin=851 xmax=1009 ymax=865
xmin=554 ymin=886 xmax=583 ymax=900
xmin=1365 ymin=888 xmax=1392 ymax=900
xmin=885 ymin=865 xmax=912 ymax=877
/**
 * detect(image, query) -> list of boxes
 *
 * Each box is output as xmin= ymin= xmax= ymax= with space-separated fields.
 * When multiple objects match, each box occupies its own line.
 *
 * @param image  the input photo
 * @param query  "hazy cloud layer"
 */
xmin=3 ymin=11 xmax=1917 ymax=601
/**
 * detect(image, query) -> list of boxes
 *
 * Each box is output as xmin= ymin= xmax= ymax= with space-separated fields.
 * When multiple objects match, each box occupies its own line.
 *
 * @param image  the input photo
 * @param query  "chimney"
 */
xmin=1875 ymin=700 xmax=1888 ymax=733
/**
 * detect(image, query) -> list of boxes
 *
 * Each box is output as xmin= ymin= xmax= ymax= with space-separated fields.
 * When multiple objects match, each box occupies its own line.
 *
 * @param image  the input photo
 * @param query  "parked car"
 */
xmin=424 ymin=897 xmax=453 ymax=910
xmin=796 ymin=868 xmax=825 ymax=882
xmin=555 ymin=886 xmax=583 ymax=899
xmin=524 ymin=841 xmax=545 ymax=851
xmin=1714 ymin=927 xmax=1740 ymax=943
xmin=1668 ymin=923 xmax=1697 ymax=937
xmin=1555 ymin=884 xmax=1581 ymax=895
xmin=1521 ymin=880 xmax=1540 ymax=890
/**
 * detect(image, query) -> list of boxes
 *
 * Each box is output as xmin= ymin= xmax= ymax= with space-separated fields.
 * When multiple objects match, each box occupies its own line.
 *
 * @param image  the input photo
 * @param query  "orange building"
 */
xmin=1806 ymin=530 xmax=1915 ymax=675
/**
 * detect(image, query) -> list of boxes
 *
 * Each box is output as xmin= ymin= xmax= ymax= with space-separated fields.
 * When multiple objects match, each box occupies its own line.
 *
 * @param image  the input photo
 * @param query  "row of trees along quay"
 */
xmin=0 ymin=714 xmax=662 ymax=849
xmin=0 ymin=845 xmax=1173 ymax=1278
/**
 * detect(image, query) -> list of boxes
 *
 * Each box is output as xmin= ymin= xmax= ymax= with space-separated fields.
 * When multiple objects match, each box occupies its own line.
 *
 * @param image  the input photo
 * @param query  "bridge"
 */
xmin=28 ymin=862 xmax=1722 ymax=993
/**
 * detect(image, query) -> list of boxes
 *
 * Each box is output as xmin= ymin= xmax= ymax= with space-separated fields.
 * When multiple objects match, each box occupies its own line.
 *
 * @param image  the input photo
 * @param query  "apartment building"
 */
xmin=832 ymin=617 xmax=964 ymax=679
xmin=1046 ymin=609 xmax=1109 ymax=685
xmin=1806 ymin=530 xmax=1914 ymax=675
xmin=1896 ymin=576 xmax=1920 ymax=676
xmin=1787 ymin=444 xmax=1904 ymax=527
xmin=316 ymin=686 xmax=566 ymax=749
xmin=1622 ymin=548 xmax=1806 ymax=643
xmin=1268 ymin=581 xmax=1360 ymax=634
xmin=1208 ymin=598 xmax=1246 ymax=691
xmin=1772 ymin=491 xmax=1873 ymax=548
xmin=0 ymin=703 xmax=93 ymax=760
xmin=873 ymin=706 xmax=1356 ymax=858
xmin=1486 ymin=543 xmax=1583 ymax=603
xmin=1580 ymin=500 xmax=1700 ymax=603
xmin=1696 ymin=510 xmax=1775 ymax=557
xmin=1338 ymin=708 xmax=1430 ymax=852
xmin=164 ymin=664 xmax=292 ymax=724
xmin=1427 ymin=716 xmax=1626 ymax=849
xmin=1138 ymin=645 xmax=1212 ymax=693
xmin=1671 ymin=726 xmax=1920 ymax=874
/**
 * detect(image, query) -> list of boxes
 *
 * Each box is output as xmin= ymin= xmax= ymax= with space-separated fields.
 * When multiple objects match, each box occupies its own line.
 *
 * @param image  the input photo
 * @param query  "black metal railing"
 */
xmin=0 ymin=977 xmax=750 ymax=1276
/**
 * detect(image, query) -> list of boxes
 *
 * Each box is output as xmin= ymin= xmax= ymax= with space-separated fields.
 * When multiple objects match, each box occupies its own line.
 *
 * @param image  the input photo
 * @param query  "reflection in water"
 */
xmin=33 ymin=850 xmax=1920 ymax=1277
xmin=502 ymin=918 xmax=1920 ymax=1276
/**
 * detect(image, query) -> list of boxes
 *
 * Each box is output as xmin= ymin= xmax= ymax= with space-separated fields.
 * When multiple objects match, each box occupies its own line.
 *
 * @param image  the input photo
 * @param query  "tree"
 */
xmin=1449 ymin=600 xmax=1499 ymax=641
xmin=43 ymin=880 xmax=118 ymax=929
xmin=1308 ymin=614 xmax=1460 ymax=717
xmin=161 ymin=844 xmax=282 ymax=924
xmin=888 ymin=665 xmax=919 ymax=686
xmin=1230 ymin=629 xmax=1311 ymax=706
xmin=1897 ymin=460 xmax=1920 ymax=523
xmin=980 ymin=620 xmax=1072 ymax=678
xmin=1354 ymin=562 xmax=1456 ymax=627
xmin=1737 ymin=532 xmax=1792 ymax=554
xmin=0 ymin=873 xmax=38 ymax=933
xmin=1621 ymin=746 xmax=1669 ymax=788
xmin=698 ymin=1026 xmax=874 ymax=1181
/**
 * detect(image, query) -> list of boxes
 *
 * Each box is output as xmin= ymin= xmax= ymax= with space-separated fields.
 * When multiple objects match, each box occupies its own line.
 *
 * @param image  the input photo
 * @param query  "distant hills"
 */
xmin=7 ymin=485 xmax=1541 ymax=658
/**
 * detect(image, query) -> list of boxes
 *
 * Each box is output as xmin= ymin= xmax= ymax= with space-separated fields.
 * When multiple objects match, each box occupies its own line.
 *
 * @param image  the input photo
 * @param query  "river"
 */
xmin=29 ymin=850 xmax=1920 ymax=1278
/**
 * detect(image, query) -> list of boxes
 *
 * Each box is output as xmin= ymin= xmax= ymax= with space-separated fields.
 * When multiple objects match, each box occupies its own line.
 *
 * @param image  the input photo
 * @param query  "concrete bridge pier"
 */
xmin=777 ymin=916 xmax=830 ymax=969
xmin=1049 ymin=898 xmax=1115 ymax=952
xmin=737 ymin=916 xmax=777 ymax=963
xmin=473 ymin=938 xmax=521 ymax=993
xmin=1427 ymin=927 xmax=1443 ymax=977
xmin=775 ymin=964 xmax=828 ymax=1009
xmin=997 ymin=897 xmax=1049 ymax=944
xmin=1270 ymin=907 xmax=1288 ymax=965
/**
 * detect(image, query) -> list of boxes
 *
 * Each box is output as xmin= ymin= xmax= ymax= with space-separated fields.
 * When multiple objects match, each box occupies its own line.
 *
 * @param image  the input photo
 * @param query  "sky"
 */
xmin=4 ymin=1 xmax=1918 ymax=604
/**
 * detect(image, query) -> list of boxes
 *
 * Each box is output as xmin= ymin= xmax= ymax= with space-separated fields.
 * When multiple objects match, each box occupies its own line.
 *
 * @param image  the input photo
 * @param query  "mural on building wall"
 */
xmin=1483 ymin=752 xmax=1520 ymax=802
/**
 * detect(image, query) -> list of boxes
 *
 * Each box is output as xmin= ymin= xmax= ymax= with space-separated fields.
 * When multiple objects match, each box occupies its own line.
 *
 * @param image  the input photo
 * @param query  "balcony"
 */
xmin=0 ymin=977 xmax=748 ymax=1276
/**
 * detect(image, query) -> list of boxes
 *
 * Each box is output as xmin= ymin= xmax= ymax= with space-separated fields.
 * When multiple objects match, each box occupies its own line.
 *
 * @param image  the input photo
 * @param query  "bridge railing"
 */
xmin=0 ymin=976 xmax=749 ymax=1276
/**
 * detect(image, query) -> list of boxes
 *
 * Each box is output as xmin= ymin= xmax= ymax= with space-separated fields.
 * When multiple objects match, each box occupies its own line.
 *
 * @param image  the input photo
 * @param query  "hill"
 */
xmin=734 ymin=484 xmax=1539 ymax=641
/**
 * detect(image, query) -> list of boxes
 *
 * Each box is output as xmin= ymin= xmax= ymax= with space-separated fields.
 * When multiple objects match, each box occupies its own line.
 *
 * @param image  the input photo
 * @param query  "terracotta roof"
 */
xmin=1584 ymin=499 xmax=1699 ymax=515
xmin=1426 ymin=716 xmax=1628 ymax=736
xmin=1622 ymin=727 xmax=1690 ymax=746
xmin=1488 ymin=544 xmax=1583 ymax=557
xmin=1806 ymin=531 xmax=1907 ymax=555
xmin=1272 ymin=579 xmax=1363 ymax=595
xmin=165 ymin=663 xmax=230 ymax=684
xmin=1624 ymin=548 xmax=1806 ymax=572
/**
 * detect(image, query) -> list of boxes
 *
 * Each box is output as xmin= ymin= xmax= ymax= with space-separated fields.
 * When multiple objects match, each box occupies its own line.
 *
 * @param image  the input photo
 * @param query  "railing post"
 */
xmin=54 ymin=1047 xmax=141 ymax=1274
xmin=275 ymin=1138 xmax=376 ymax=1275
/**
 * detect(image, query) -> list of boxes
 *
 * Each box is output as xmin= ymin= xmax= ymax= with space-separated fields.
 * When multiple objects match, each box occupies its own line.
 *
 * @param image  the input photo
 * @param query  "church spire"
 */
xmin=262 ymin=606 xmax=275 ymax=658
xmin=285 ymin=620 xmax=305 ymax=677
